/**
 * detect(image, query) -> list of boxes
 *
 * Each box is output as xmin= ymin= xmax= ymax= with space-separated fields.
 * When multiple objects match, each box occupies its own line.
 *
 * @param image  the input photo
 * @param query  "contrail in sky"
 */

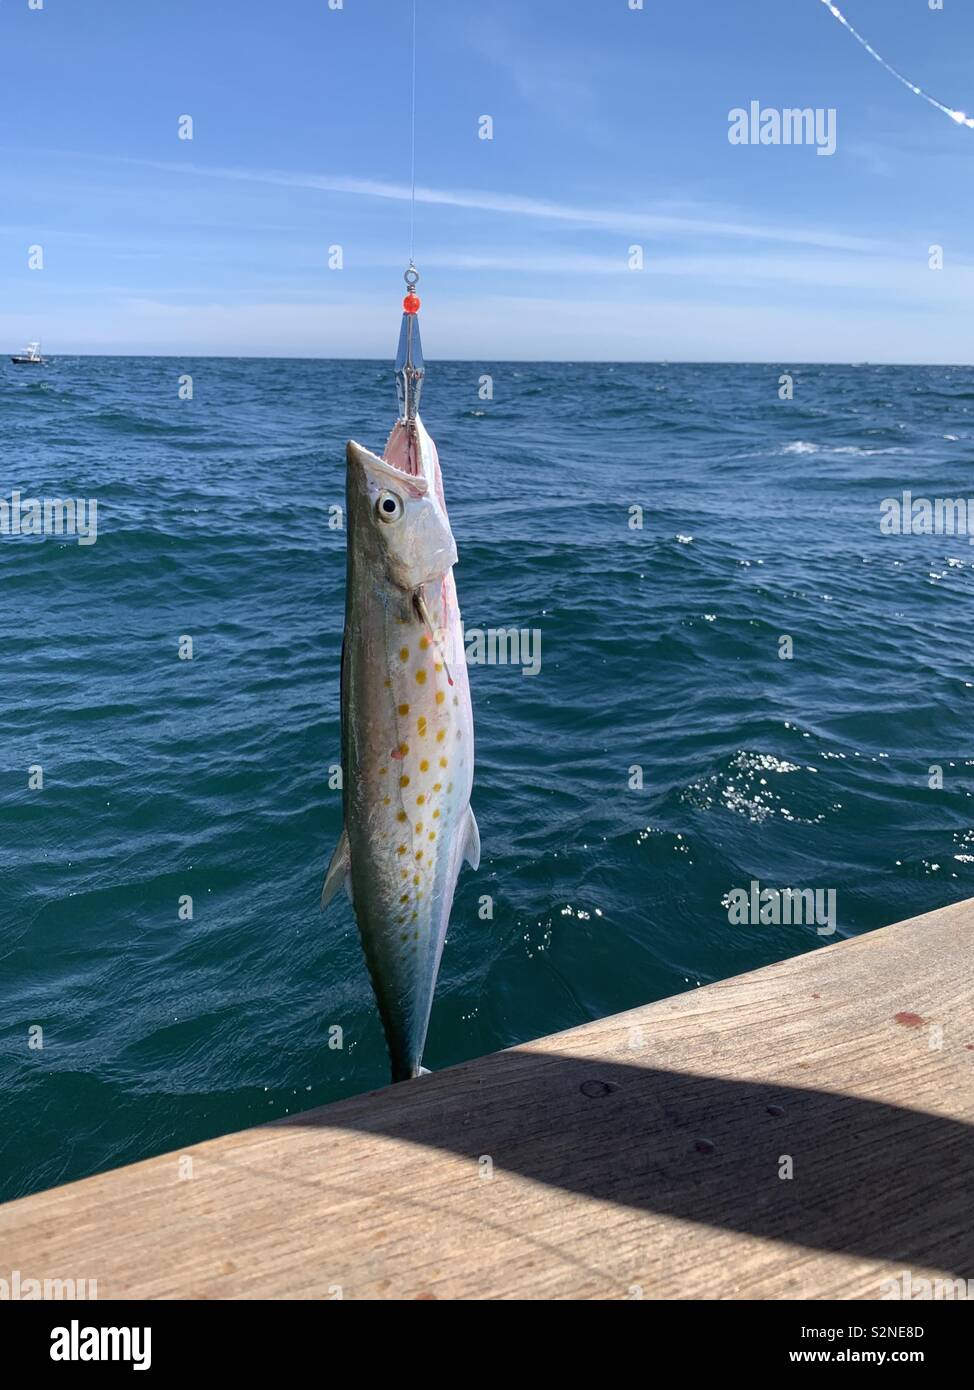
xmin=817 ymin=0 xmax=974 ymax=128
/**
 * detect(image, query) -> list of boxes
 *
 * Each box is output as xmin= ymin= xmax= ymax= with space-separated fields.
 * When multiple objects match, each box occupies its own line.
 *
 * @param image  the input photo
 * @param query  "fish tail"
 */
xmin=389 ymin=1059 xmax=431 ymax=1083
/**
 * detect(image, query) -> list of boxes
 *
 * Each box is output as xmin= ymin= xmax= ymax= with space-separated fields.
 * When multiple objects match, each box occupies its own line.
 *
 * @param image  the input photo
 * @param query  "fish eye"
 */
xmin=376 ymin=491 xmax=404 ymax=523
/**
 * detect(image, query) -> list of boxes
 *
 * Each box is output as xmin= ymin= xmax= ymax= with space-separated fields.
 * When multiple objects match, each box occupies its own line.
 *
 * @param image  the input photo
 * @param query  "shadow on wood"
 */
xmin=274 ymin=1048 xmax=974 ymax=1283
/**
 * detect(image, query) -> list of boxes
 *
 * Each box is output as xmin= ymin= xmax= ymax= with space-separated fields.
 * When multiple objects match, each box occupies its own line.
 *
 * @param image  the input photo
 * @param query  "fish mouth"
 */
xmin=346 ymin=439 xmax=428 ymax=496
xmin=380 ymin=419 xmax=427 ymax=482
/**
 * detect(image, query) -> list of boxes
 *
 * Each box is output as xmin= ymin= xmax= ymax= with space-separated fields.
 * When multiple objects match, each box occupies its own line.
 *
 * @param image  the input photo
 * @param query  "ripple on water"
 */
xmin=3 ymin=359 xmax=974 ymax=1202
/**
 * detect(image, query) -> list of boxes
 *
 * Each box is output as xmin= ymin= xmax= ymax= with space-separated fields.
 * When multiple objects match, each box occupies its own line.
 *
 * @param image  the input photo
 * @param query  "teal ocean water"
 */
xmin=2 ymin=357 xmax=973 ymax=1203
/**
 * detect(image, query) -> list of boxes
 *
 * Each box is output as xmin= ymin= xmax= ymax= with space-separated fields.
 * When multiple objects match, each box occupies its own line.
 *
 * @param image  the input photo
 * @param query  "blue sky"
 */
xmin=1 ymin=0 xmax=972 ymax=360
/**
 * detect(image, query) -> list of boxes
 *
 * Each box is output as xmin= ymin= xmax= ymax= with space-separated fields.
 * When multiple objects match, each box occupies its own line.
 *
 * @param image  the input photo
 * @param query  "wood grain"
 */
xmin=2 ymin=900 xmax=973 ymax=1300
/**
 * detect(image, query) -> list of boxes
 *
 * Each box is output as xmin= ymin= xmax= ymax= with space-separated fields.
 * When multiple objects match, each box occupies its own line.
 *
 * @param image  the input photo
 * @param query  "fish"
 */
xmin=322 ymin=413 xmax=479 ymax=1082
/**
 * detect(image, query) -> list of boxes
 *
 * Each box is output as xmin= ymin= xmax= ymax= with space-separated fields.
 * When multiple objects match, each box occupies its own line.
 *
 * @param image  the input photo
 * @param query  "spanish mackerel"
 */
xmin=322 ymin=400 xmax=478 ymax=1082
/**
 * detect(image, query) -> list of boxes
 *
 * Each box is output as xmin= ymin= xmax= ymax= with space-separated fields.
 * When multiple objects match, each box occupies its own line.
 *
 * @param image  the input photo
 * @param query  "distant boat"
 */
xmin=10 ymin=341 xmax=47 ymax=365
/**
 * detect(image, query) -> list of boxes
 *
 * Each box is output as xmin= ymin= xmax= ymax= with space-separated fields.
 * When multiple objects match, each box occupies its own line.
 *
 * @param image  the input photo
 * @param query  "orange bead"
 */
xmin=403 ymin=292 xmax=421 ymax=314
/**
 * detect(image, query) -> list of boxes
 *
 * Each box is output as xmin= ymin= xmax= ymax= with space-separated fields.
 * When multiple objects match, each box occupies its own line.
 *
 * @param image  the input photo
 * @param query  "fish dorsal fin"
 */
xmin=462 ymin=806 xmax=481 ymax=872
xmin=320 ymin=827 xmax=351 ymax=909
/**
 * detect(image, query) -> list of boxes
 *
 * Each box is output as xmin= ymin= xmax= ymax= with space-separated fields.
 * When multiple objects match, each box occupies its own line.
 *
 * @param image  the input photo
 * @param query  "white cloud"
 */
xmin=77 ymin=151 xmax=894 ymax=255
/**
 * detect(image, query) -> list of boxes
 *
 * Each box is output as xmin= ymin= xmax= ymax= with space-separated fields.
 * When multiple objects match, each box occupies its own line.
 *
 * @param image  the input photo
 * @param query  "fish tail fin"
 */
xmin=390 ymin=1061 xmax=432 ymax=1082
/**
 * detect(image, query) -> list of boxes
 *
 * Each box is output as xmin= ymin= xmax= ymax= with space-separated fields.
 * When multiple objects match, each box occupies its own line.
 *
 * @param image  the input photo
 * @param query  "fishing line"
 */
xmin=395 ymin=0 xmax=424 ymax=429
xmin=816 ymin=0 xmax=974 ymax=128
xmin=409 ymin=0 xmax=418 ymax=264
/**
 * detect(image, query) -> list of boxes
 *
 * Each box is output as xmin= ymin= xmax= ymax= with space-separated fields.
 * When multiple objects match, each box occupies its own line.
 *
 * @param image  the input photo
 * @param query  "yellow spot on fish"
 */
xmin=420 ymin=635 xmax=431 ymax=650
xmin=415 ymin=669 xmax=427 ymax=685
xmin=415 ymin=822 xmax=423 ymax=833
xmin=398 ymin=703 xmax=410 ymax=716
xmin=433 ymin=783 xmax=441 ymax=792
xmin=399 ymin=647 xmax=409 ymax=662
xmin=400 ymin=893 xmax=409 ymax=904
xmin=383 ymin=796 xmax=391 ymax=806
xmin=411 ymin=912 xmax=418 ymax=923
xmin=400 ymin=775 xmax=410 ymax=787
xmin=379 ymin=766 xmax=388 ymax=775
xmin=384 ymin=679 xmax=392 ymax=689
xmin=413 ymin=873 xmax=421 ymax=885
xmin=429 ymin=831 xmax=436 ymax=841
xmin=417 ymin=716 xmax=427 ymax=736
xmin=439 ymin=756 xmax=448 ymax=768
xmin=435 ymin=690 xmax=445 ymax=705
xmin=434 ymin=662 xmax=443 ymax=672
xmin=397 ymin=844 xmax=407 ymax=855
xmin=419 ymin=759 xmax=429 ymax=772
xmin=436 ymin=730 xmax=445 ymax=743
xmin=398 ymin=742 xmax=409 ymax=757
xmin=433 ymin=809 xmax=441 ymax=819
xmin=397 ymin=811 xmax=407 ymax=823
xmin=417 ymin=794 xmax=426 ymax=806
xmin=401 ymin=869 xmax=409 ymax=880
xmin=416 ymin=850 xmax=423 ymax=860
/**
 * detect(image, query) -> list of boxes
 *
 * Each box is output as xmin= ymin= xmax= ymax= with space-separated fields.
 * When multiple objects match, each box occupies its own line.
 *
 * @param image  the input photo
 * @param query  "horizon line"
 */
xmin=7 ymin=354 xmax=972 ymax=368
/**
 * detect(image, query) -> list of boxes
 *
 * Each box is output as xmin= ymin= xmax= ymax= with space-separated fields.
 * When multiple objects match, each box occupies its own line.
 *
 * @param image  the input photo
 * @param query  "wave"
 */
xmin=5 ymin=357 xmax=974 ymax=1206
xmin=780 ymin=440 xmax=910 ymax=458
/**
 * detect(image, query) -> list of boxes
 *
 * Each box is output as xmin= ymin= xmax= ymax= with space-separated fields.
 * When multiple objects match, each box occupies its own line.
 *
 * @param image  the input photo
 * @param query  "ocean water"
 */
xmin=2 ymin=357 xmax=972 ymax=1204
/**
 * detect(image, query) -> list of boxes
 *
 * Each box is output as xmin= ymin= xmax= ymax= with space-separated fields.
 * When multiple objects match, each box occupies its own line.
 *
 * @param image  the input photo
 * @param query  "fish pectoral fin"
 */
xmin=320 ymin=828 xmax=352 ymax=910
xmin=462 ymin=806 xmax=481 ymax=872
